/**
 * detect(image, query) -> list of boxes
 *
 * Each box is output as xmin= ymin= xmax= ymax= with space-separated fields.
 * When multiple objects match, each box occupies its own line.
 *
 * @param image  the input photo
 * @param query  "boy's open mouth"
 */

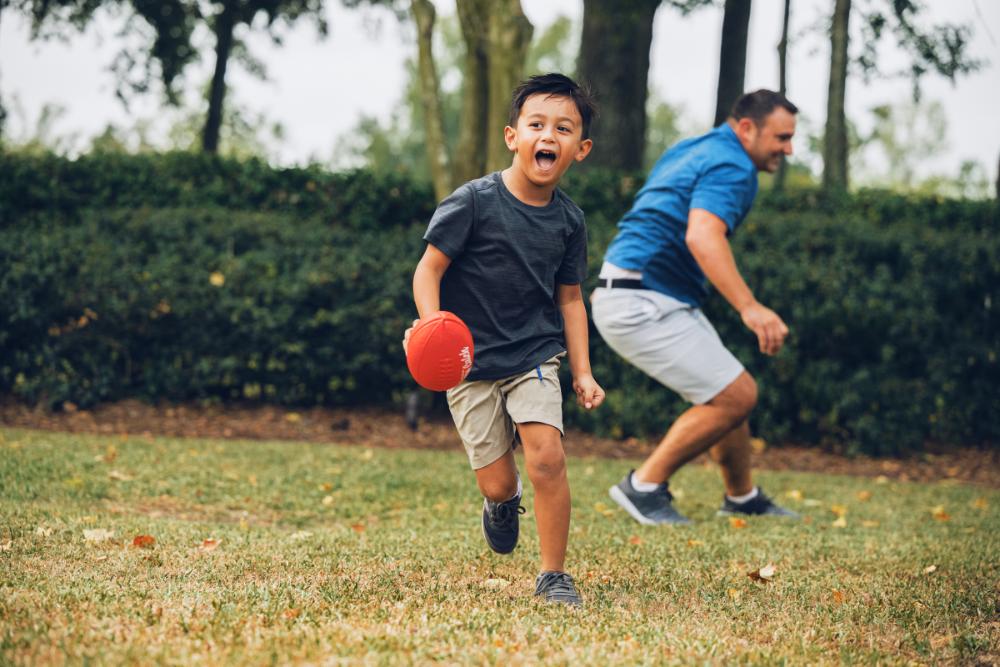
xmin=535 ymin=149 xmax=557 ymax=170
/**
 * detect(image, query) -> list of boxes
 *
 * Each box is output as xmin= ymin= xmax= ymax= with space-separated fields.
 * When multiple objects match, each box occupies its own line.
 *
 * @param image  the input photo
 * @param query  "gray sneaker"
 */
xmin=481 ymin=494 xmax=525 ymax=554
xmin=609 ymin=470 xmax=691 ymax=525
xmin=534 ymin=571 xmax=582 ymax=607
xmin=717 ymin=488 xmax=799 ymax=518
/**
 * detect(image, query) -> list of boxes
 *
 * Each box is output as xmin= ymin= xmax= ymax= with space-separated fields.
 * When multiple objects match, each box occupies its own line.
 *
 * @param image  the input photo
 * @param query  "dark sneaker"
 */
xmin=608 ymin=470 xmax=691 ymax=525
xmin=717 ymin=488 xmax=799 ymax=518
xmin=481 ymin=494 xmax=525 ymax=554
xmin=534 ymin=571 xmax=582 ymax=607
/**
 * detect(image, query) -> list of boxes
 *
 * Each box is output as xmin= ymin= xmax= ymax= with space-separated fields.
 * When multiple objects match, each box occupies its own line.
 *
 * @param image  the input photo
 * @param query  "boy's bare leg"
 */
xmin=516 ymin=422 xmax=570 ymax=573
xmin=474 ymin=449 xmax=519 ymax=502
xmin=635 ymin=371 xmax=757 ymax=487
xmin=708 ymin=420 xmax=754 ymax=497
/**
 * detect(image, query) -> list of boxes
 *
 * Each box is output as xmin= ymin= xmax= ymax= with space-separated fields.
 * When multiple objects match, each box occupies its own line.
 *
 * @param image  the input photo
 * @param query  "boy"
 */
xmin=404 ymin=73 xmax=604 ymax=606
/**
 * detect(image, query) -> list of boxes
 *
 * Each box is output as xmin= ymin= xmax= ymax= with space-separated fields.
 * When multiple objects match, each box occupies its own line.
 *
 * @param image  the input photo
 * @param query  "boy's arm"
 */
xmin=557 ymin=283 xmax=604 ymax=411
xmin=404 ymin=244 xmax=452 ymax=352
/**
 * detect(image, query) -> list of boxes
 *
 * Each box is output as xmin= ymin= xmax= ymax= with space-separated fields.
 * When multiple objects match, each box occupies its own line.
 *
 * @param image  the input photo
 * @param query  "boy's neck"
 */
xmin=500 ymin=167 xmax=556 ymax=207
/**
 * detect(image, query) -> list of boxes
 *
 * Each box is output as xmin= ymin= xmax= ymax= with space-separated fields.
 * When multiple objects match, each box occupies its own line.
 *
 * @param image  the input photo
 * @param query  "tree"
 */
xmin=712 ymin=0 xmax=751 ymax=128
xmin=773 ymin=0 xmax=791 ymax=190
xmin=822 ymin=0 xmax=981 ymax=192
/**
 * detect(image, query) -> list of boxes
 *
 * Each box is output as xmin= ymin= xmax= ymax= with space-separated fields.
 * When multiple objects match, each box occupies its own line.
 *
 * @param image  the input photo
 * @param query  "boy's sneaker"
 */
xmin=481 ymin=494 xmax=525 ymax=554
xmin=534 ymin=571 xmax=582 ymax=607
xmin=717 ymin=488 xmax=799 ymax=518
xmin=609 ymin=470 xmax=692 ymax=525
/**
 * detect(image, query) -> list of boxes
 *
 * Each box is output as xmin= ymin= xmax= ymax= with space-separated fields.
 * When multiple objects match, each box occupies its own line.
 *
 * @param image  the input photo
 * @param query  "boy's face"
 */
xmin=504 ymin=93 xmax=592 ymax=188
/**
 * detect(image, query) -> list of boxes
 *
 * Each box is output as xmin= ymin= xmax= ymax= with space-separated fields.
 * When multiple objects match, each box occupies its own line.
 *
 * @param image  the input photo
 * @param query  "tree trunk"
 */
xmin=713 ymin=0 xmax=752 ymax=127
xmin=822 ymin=0 xmax=850 ymax=192
xmin=577 ymin=0 xmax=659 ymax=171
xmin=455 ymin=0 xmax=490 ymax=184
xmin=202 ymin=3 xmax=237 ymax=154
xmin=485 ymin=0 xmax=532 ymax=172
xmin=411 ymin=0 xmax=451 ymax=201
xmin=774 ymin=0 xmax=791 ymax=190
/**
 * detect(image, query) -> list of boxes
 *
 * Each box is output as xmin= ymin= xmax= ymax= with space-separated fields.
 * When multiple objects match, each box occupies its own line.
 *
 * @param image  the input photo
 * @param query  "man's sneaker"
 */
xmin=534 ymin=571 xmax=582 ymax=607
xmin=717 ymin=488 xmax=799 ymax=518
xmin=481 ymin=494 xmax=525 ymax=554
xmin=608 ymin=471 xmax=692 ymax=525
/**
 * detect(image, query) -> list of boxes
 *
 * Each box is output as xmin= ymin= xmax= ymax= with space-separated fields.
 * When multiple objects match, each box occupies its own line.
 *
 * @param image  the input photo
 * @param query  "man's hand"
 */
xmin=740 ymin=302 xmax=789 ymax=356
xmin=572 ymin=373 xmax=605 ymax=410
xmin=402 ymin=319 xmax=419 ymax=354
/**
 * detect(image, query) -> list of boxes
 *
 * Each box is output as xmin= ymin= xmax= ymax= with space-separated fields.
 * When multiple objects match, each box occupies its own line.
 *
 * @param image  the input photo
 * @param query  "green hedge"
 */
xmin=1 ymin=152 xmax=997 ymax=455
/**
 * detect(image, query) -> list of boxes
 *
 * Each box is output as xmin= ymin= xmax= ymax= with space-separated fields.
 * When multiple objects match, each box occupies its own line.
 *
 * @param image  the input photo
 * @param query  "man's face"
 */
xmin=741 ymin=108 xmax=796 ymax=173
xmin=504 ymin=93 xmax=592 ymax=187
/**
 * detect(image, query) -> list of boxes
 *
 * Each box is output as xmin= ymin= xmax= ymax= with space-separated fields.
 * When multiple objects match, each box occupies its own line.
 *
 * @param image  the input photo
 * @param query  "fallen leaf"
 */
xmin=108 ymin=470 xmax=133 ymax=482
xmin=283 ymin=608 xmax=300 ymax=619
xmin=351 ymin=523 xmax=366 ymax=533
xmin=727 ymin=588 xmax=742 ymax=601
xmin=361 ymin=449 xmax=374 ymax=461
xmin=832 ymin=590 xmax=846 ymax=604
xmin=289 ymin=531 xmax=313 ymax=541
xmin=749 ymin=437 xmax=767 ymax=454
xmin=785 ymin=489 xmax=804 ymax=501
xmin=687 ymin=539 xmax=704 ymax=547
xmin=861 ymin=520 xmax=880 ymax=528
xmin=944 ymin=466 xmax=961 ymax=477
xmin=875 ymin=475 xmax=889 ymax=484
xmin=931 ymin=505 xmax=950 ymax=521
xmin=84 ymin=529 xmax=115 ymax=542
xmin=247 ymin=474 xmax=258 ymax=487
xmin=856 ymin=490 xmax=872 ymax=502
xmin=318 ymin=483 xmax=333 ymax=492
xmin=803 ymin=499 xmax=822 ymax=507
xmin=971 ymin=497 xmax=988 ymax=510
xmin=200 ymin=538 xmax=221 ymax=551
xmin=747 ymin=563 xmax=777 ymax=582
xmin=103 ymin=445 xmax=118 ymax=463
xmin=209 ymin=271 xmax=225 ymax=287
xmin=593 ymin=502 xmax=616 ymax=518
xmin=583 ymin=465 xmax=595 ymax=476
xmin=628 ymin=535 xmax=642 ymax=545
xmin=285 ymin=412 xmax=301 ymax=423
xmin=830 ymin=504 xmax=848 ymax=517
xmin=322 ymin=495 xmax=335 ymax=506
xmin=729 ymin=517 xmax=747 ymax=529
xmin=0 ymin=540 xmax=11 ymax=551
xmin=35 ymin=526 xmax=53 ymax=537
xmin=832 ymin=516 xmax=848 ymax=528
xmin=923 ymin=564 xmax=938 ymax=575
xmin=483 ymin=578 xmax=510 ymax=589
xmin=132 ymin=534 xmax=156 ymax=549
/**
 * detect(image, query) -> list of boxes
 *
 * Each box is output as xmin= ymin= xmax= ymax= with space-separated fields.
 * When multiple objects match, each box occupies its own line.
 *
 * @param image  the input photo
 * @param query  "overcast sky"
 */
xmin=3 ymin=0 xmax=997 ymax=183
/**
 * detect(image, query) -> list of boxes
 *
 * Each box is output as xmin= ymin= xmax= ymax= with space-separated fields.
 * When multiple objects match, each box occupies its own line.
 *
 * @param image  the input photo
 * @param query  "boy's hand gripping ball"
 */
xmin=405 ymin=311 xmax=474 ymax=391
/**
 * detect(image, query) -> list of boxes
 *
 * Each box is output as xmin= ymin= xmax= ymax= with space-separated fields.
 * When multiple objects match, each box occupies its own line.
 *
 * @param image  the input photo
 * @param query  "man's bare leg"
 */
xmin=708 ymin=420 xmax=754 ymax=497
xmin=634 ymin=371 xmax=757 ymax=487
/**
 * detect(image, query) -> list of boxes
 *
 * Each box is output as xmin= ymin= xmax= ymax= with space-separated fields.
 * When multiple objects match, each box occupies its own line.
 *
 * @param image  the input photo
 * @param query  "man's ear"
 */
xmin=574 ymin=138 xmax=594 ymax=162
xmin=736 ymin=117 xmax=757 ymax=143
xmin=504 ymin=126 xmax=517 ymax=152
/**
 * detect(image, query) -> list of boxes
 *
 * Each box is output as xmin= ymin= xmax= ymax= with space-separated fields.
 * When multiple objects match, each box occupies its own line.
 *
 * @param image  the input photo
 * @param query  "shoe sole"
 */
xmin=716 ymin=509 xmax=800 ymax=518
xmin=608 ymin=485 xmax=661 ymax=526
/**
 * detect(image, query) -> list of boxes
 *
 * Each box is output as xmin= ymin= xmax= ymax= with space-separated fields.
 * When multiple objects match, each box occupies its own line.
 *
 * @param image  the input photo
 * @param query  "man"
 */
xmin=592 ymin=90 xmax=798 ymax=525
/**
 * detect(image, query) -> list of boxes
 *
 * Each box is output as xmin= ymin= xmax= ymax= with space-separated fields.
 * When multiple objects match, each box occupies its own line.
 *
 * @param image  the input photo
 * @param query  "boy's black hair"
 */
xmin=508 ymin=73 xmax=597 ymax=140
xmin=729 ymin=89 xmax=798 ymax=127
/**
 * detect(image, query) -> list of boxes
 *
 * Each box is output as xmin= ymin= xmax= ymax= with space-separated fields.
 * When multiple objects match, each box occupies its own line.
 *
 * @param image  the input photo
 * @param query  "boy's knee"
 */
xmin=525 ymin=445 xmax=566 ymax=483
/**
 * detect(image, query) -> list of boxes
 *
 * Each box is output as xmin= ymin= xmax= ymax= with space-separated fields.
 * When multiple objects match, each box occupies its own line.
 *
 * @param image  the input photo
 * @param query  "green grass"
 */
xmin=1 ymin=428 xmax=997 ymax=665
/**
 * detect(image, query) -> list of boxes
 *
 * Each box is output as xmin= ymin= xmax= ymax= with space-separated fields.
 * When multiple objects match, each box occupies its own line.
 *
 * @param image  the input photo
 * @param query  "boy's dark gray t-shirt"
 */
xmin=423 ymin=171 xmax=588 ymax=381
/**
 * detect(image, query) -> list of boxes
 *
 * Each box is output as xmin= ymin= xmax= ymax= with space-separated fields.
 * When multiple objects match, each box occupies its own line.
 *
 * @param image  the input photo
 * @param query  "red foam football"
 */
xmin=406 ymin=311 xmax=475 ymax=391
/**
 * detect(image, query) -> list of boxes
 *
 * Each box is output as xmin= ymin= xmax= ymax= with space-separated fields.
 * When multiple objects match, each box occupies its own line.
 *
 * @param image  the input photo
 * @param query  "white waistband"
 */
xmin=599 ymin=261 xmax=642 ymax=280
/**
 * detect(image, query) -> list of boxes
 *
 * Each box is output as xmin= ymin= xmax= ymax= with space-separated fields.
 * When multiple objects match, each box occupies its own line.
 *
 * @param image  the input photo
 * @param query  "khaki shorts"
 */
xmin=446 ymin=353 xmax=565 ymax=469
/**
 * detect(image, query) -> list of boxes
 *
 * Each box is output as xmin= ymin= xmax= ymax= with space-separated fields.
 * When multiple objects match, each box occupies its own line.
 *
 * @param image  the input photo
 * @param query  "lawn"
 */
xmin=1 ymin=427 xmax=997 ymax=665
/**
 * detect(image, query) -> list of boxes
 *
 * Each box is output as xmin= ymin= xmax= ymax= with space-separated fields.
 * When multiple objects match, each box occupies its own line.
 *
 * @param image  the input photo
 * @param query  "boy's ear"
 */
xmin=504 ymin=126 xmax=517 ymax=152
xmin=574 ymin=138 xmax=594 ymax=162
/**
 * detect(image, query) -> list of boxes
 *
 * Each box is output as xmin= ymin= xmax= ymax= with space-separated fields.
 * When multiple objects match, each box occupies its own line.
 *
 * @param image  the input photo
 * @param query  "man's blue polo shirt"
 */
xmin=604 ymin=123 xmax=758 ymax=307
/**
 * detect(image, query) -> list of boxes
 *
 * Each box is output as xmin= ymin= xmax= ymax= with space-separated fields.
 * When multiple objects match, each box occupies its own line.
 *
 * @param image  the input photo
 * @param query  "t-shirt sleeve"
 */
xmin=423 ymin=184 xmax=475 ymax=259
xmin=689 ymin=161 xmax=755 ymax=232
xmin=556 ymin=214 xmax=588 ymax=285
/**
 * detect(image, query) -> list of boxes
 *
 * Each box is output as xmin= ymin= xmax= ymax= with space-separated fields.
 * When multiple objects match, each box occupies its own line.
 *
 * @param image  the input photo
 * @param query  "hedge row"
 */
xmin=2 ymin=199 xmax=997 ymax=454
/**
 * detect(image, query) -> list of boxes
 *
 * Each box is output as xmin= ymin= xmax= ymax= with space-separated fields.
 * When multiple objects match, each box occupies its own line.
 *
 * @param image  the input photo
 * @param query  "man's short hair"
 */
xmin=509 ymin=73 xmax=597 ymax=140
xmin=730 ymin=90 xmax=798 ymax=126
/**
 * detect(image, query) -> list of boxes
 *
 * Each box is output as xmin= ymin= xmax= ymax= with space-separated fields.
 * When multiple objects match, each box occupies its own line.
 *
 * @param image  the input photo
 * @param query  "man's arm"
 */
xmin=557 ymin=283 xmax=604 ymax=410
xmin=685 ymin=208 xmax=788 ymax=356
xmin=404 ymin=244 xmax=452 ymax=352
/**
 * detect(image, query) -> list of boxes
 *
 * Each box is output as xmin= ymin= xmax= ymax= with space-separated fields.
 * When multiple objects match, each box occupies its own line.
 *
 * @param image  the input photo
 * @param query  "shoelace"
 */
xmin=488 ymin=500 xmax=525 ymax=528
xmin=537 ymin=572 xmax=578 ymax=599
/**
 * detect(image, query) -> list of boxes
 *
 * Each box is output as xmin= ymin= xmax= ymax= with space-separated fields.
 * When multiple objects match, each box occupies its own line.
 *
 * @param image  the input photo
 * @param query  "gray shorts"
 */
xmin=591 ymin=287 xmax=744 ymax=405
xmin=446 ymin=353 xmax=565 ymax=470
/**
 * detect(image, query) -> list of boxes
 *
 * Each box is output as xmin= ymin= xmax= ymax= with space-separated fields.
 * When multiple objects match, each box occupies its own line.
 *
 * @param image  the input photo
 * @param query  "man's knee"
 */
xmin=711 ymin=372 xmax=758 ymax=422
